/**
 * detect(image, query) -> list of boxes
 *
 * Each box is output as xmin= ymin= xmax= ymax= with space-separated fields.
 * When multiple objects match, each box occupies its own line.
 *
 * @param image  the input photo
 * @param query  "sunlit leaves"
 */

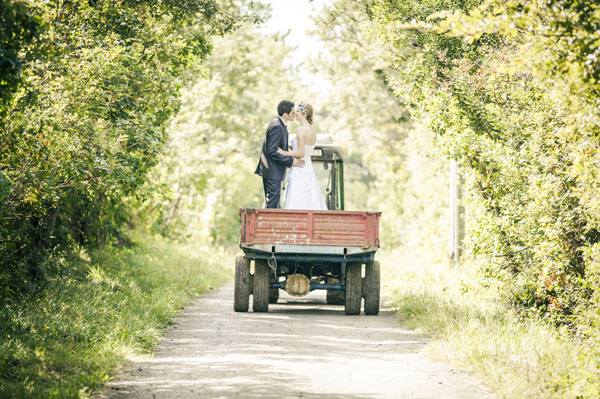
xmin=0 ymin=0 xmax=249 ymax=297
xmin=133 ymin=23 xmax=299 ymax=244
xmin=343 ymin=0 xmax=600 ymax=332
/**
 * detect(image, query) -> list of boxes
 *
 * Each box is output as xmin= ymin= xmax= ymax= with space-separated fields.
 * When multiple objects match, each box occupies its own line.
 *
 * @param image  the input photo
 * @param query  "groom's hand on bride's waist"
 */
xmin=293 ymin=159 xmax=305 ymax=167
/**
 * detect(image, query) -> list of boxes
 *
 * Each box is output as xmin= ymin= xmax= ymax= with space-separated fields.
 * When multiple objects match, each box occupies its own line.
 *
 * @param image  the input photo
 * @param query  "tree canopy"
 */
xmin=320 ymin=0 xmax=599 ymax=334
xmin=1 ymin=0 xmax=598 ymax=344
xmin=0 ymin=0 xmax=253 ymax=298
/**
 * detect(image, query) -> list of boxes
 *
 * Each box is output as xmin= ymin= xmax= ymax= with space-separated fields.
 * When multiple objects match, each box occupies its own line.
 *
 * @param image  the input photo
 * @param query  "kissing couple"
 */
xmin=255 ymin=100 xmax=327 ymax=211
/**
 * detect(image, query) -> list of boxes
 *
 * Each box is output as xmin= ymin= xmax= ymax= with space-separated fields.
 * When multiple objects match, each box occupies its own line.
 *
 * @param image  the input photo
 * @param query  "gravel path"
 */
xmin=100 ymin=285 xmax=494 ymax=399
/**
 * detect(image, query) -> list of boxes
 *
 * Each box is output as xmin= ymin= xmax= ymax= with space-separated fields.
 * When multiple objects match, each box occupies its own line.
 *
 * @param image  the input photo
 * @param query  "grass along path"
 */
xmin=0 ymin=233 xmax=231 ymax=398
xmin=379 ymin=249 xmax=599 ymax=399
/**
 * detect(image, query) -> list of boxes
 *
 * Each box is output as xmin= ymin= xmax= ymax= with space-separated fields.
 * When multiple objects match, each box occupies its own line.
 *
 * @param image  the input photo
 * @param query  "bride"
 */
xmin=278 ymin=103 xmax=327 ymax=210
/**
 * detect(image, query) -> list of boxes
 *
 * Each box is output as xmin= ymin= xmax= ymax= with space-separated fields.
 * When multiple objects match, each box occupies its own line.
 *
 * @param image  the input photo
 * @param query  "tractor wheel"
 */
xmin=344 ymin=262 xmax=362 ymax=315
xmin=252 ymin=259 xmax=270 ymax=312
xmin=363 ymin=260 xmax=380 ymax=315
xmin=326 ymin=290 xmax=345 ymax=305
xmin=269 ymin=288 xmax=280 ymax=304
xmin=233 ymin=256 xmax=250 ymax=312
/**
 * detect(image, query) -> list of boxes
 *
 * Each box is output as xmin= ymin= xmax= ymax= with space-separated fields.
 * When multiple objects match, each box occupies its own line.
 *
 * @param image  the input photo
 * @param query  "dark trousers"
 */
xmin=262 ymin=177 xmax=282 ymax=208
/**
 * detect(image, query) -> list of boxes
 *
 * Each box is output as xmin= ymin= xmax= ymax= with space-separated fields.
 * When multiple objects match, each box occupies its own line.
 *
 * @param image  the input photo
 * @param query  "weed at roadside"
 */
xmin=0 ymin=233 xmax=232 ymax=398
xmin=379 ymin=249 xmax=599 ymax=399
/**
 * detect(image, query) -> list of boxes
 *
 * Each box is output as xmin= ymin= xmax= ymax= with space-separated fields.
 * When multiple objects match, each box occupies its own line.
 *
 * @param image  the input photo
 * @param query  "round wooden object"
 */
xmin=285 ymin=274 xmax=311 ymax=297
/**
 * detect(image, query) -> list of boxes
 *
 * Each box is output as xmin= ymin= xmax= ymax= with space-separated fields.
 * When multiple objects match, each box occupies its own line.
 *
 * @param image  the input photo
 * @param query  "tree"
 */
xmin=134 ymin=21 xmax=300 ymax=244
xmin=326 ymin=0 xmax=600 ymax=331
xmin=0 ymin=0 xmax=249 ymax=297
xmin=311 ymin=1 xmax=412 ymax=244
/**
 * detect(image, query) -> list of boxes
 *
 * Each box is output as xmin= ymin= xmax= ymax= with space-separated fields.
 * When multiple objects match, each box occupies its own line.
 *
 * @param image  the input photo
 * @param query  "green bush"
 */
xmin=357 ymin=0 xmax=600 ymax=332
xmin=0 ymin=1 xmax=243 ymax=298
xmin=132 ymin=22 xmax=298 ymax=245
xmin=0 ymin=232 xmax=231 ymax=398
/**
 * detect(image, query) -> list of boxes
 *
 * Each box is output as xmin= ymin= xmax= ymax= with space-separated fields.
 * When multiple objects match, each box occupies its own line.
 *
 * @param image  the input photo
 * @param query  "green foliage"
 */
xmin=370 ymin=117 xmax=598 ymax=397
xmin=2 ymin=1 xmax=597 ymax=394
xmin=382 ymin=246 xmax=599 ymax=398
xmin=0 ymin=0 xmax=249 ymax=298
xmin=311 ymin=4 xmax=410 ymax=244
xmin=133 ymin=23 xmax=299 ymax=244
xmin=320 ymin=1 xmax=599 ymax=392
xmin=0 ymin=0 xmax=41 ymax=116
xmin=329 ymin=0 xmax=600 ymax=332
xmin=0 ymin=232 xmax=231 ymax=398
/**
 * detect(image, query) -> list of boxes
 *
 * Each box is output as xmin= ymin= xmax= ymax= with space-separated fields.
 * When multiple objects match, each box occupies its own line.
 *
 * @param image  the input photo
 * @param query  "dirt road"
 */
xmin=101 ymin=286 xmax=494 ymax=399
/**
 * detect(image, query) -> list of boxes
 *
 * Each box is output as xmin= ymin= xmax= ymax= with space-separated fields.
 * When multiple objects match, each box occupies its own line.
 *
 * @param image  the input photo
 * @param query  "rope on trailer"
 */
xmin=268 ymin=253 xmax=277 ymax=278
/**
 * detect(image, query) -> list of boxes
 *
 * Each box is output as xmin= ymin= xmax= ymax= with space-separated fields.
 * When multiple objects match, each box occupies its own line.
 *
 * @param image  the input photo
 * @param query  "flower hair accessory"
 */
xmin=298 ymin=103 xmax=306 ymax=113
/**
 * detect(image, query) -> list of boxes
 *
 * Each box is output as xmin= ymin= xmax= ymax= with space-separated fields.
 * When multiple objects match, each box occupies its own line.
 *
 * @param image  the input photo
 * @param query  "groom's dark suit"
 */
xmin=255 ymin=116 xmax=294 ymax=208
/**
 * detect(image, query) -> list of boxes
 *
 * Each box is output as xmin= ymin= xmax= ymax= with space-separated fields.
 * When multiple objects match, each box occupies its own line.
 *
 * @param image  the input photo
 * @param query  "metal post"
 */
xmin=449 ymin=160 xmax=465 ymax=264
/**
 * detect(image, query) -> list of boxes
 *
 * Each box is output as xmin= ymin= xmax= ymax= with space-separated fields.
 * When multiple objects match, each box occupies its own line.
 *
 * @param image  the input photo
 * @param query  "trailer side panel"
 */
xmin=240 ymin=209 xmax=380 ymax=250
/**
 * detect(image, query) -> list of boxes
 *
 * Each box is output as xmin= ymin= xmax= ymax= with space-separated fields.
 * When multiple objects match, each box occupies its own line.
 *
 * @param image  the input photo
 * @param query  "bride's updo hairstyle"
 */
xmin=298 ymin=102 xmax=314 ymax=125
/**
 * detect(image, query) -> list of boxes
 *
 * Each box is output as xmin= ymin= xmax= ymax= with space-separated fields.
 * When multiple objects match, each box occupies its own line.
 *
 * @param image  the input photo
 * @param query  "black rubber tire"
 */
xmin=326 ymin=290 xmax=345 ymax=305
xmin=252 ymin=259 xmax=270 ymax=312
xmin=363 ymin=260 xmax=380 ymax=315
xmin=233 ymin=256 xmax=250 ymax=312
xmin=269 ymin=288 xmax=280 ymax=304
xmin=344 ymin=262 xmax=362 ymax=315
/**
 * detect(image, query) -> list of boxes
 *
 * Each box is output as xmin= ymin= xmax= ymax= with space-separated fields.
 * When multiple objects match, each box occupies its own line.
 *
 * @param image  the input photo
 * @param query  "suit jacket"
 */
xmin=255 ymin=117 xmax=294 ymax=181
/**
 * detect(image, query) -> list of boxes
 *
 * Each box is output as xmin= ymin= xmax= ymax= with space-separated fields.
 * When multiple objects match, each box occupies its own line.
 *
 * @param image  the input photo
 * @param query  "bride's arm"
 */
xmin=278 ymin=131 xmax=306 ymax=158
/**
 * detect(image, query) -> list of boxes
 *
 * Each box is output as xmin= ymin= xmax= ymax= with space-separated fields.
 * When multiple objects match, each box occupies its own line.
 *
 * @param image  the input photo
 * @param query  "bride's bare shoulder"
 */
xmin=297 ymin=125 xmax=313 ymax=135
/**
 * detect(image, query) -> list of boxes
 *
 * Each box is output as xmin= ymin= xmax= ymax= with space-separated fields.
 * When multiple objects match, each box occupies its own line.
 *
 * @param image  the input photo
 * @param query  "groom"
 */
xmin=255 ymin=100 xmax=304 ymax=208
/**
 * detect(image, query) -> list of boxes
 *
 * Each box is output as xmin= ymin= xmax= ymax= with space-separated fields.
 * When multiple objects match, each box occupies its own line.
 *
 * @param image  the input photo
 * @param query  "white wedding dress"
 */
xmin=284 ymin=136 xmax=327 ymax=210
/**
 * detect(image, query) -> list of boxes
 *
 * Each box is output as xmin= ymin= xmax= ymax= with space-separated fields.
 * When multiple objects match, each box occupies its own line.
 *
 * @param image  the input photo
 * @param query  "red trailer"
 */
xmin=240 ymin=208 xmax=380 ymax=252
xmin=234 ymin=143 xmax=382 ymax=315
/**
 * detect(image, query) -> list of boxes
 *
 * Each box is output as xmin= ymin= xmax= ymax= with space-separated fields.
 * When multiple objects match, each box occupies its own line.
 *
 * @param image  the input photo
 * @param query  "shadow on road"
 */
xmin=101 ymin=286 xmax=493 ymax=399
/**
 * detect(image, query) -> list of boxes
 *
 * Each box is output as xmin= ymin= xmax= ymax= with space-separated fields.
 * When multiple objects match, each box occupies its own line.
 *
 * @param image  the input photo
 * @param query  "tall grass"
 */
xmin=380 ymin=249 xmax=599 ymax=398
xmin=0 ymin=232 xmax=231 ymax=398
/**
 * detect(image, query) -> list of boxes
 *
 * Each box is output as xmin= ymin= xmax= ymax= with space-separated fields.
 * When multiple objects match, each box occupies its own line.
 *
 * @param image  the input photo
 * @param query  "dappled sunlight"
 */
xmin=2 ymin=0 xmax=597 ymax=397
xmin=103 ymin=286 xmax=493 ymax=399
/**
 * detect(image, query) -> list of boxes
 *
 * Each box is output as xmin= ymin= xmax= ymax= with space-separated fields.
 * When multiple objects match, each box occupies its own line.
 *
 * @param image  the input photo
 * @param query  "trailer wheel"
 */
xmin=269 ymin=288 xmax=280 ymax=304
xmin=363 ymin=260 xmax=380 ymax=315
xmin=234 ymin=256 xmax=250 ymax=312
xmin=253 ymin=260 xmax=270 ymax=312
xmin=344 ymin=262 xmax=362 ymax=315
xmin=326 ymin=290 xmax=345 ymax=305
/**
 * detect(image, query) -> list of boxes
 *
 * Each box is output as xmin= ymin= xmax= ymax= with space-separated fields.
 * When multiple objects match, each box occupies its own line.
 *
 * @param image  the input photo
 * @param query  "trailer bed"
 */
xmin=239 ymin=208 xmax=381 ymax=255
